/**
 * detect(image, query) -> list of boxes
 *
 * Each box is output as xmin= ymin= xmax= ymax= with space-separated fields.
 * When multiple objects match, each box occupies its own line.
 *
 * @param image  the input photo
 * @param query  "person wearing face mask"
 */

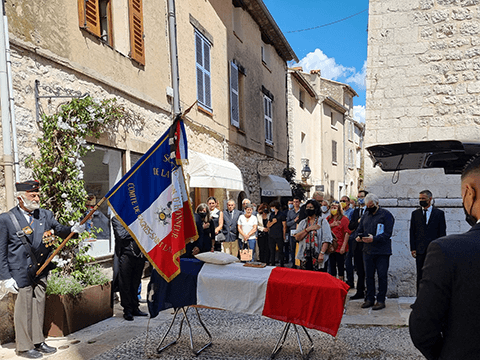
xmin=409 ymin=190 xmax=446 ymax=295
xmin=294 ymin=199 xmax=332 ymax=271
xmin=185 ymin=203 xmax=215 ymax=258
xmin=355 ymin=193 xmax=395 ymax=311
xmin=222 ymin=200 xmax=241 ymax=257
xmin=266 ymin=201 xmax=286 ymax=267
xmin=409 ymin=155 xmax=480 ymax=360
xmin=320 ymin=200 xmax=330 ymax=220
xmin=347 ymin=190 xmax=368 ymax=299
xmin=327 ymin=201 xmax=351 ymax=281
xmin=341 ymin=195 xmax=354 ymax=220
xmin=0 ymin=181 xmax=85 ymax=359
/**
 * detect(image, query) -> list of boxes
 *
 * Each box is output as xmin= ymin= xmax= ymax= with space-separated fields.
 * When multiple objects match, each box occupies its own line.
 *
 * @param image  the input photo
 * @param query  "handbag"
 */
xmin=325 ymin=231 xmax=338 ymax=255
xmin=215 ymin=232 xmax=226 ymax=242
xmin=239 ymin=241 xmax=253 ymax=262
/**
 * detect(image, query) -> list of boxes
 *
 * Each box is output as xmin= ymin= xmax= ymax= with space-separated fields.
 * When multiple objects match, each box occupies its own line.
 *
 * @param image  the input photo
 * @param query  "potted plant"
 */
xmin=25 ymin=97 xmax=125 ymax=336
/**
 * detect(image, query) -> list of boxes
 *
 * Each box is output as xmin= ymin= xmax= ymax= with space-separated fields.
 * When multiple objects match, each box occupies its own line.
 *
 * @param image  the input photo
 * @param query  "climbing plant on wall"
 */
xmin=26 ymin=96 xmax=124 ymax=276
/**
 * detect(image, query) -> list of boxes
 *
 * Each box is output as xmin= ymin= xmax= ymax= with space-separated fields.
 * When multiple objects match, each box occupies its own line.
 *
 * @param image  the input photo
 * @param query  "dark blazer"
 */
xmin=348 ymin=207 xmax=365 ymax=252
xmin=222 ymin=209 xmax=241 ymax=242
xmin=409 ymin=223 xmax=480 ymax=360
xmin=0 ymin=206 xmax=71 ymax=288
xmin=409 ymin=207 xmax=446 ymax=254
xmin=195 ymin=214 xmax=215 ymax=253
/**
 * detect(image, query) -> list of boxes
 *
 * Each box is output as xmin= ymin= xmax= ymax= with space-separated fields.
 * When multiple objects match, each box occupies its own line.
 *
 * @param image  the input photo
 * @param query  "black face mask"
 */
xmin=462 ymin=192 xmax=477 ymax=226
xmin=366 ymin=206 xmax=377 ymax=214
xmin=305 ymin=209 xmax=316 ymax=217
xmin=419 ymin=200 xmax=429 ymax=208
xmin=199 ymin=212 xmax=207 ymax=219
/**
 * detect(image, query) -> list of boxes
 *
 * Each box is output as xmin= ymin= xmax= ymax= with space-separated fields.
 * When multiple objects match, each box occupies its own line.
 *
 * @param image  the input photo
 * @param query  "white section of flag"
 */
xmin=128 ymin=184 xmax=172 ymax=253
xmin=196 ymin=262 xmax=274 ymax=315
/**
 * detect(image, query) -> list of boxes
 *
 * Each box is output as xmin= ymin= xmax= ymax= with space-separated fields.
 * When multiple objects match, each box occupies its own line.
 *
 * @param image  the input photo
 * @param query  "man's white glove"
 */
xmin=0 ymin=278 xmax=19 ymax=300
xmin=71 ymin=222 xmax=86 ymax=234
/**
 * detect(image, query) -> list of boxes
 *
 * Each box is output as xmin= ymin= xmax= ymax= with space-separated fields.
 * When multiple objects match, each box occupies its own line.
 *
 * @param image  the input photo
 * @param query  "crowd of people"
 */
xmin=181 ymin=190 xmax=396 ymax=313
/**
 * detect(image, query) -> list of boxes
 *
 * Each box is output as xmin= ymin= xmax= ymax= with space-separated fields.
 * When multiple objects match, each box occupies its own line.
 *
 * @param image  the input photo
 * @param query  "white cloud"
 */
xmin=296 ymin=49 xmax=354 ymax=80
xmin=353 ymin=105 xmax=365 ymax=123
xmin=294 ymin=49 xmax=366 ymax=90
xmin=346 ymin=60 xmax=366 ymax=89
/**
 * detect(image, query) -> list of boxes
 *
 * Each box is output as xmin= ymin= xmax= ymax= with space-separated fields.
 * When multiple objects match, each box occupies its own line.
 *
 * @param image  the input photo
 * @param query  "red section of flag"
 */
xmin=262 ymin=267 xmax=349 ymax=336
xmin=148 ymin=200 xmax=197 ymax=281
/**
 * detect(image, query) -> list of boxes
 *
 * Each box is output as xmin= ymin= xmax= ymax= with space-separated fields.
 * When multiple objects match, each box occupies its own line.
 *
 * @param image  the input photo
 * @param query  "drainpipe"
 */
xmin=0 ymin=0 xmax=14 ymax=209
xmin=167 ymin=0 xmax=181 ymax=117
xmin=3 ymin=2 xmax=18 ymax=183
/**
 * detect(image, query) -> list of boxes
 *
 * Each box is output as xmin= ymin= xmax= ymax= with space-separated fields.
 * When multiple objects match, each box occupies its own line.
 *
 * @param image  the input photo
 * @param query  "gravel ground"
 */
xmin=92 ymin=308 xmax=424 ymax=360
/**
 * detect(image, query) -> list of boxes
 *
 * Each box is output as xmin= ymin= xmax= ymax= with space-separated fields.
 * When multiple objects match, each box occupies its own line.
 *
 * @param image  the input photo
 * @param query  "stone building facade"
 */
xmin=287 ymin=69 xmax=362 ymax=200
xmin=366 ymin=0 xmax=477 ymax=296
xmin=0 ymin=0 xmax=296 ymax=258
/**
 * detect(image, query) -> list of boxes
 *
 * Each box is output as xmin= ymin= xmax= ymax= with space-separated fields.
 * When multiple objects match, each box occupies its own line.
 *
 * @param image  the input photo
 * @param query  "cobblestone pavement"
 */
xmin=92 ymin=308 xmax=423 ymax=360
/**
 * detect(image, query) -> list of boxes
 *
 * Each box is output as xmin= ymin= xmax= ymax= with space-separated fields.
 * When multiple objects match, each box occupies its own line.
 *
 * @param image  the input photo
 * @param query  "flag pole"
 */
xmin=35 ymin=197 xmax=107 ymax=276
xmin=167 ymin=0 xmax=181 ymax=117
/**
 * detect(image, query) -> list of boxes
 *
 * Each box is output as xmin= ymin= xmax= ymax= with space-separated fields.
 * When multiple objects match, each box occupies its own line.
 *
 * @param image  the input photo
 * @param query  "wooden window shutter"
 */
xmin=78 ymin=0 xmax=101 ymax=37
xmin=230 ymin=62 xmax=239 ymax=127
xmin=129 ymin=0 xmax=145 ymax=65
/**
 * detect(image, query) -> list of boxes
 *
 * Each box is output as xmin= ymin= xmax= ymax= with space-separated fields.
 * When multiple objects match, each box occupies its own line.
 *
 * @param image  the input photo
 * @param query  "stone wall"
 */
xmin=0 ymin=41 xmax=228 ymax=212
xmin=366 ymin=0 xmax=480 ymax=296
xmin=227 ymin=143 xmax=286 ymax=205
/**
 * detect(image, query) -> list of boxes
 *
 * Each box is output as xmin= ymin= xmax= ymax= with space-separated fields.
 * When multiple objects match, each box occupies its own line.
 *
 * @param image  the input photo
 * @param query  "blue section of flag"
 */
xmin=105 ymin=123 xmax=183 ymax=227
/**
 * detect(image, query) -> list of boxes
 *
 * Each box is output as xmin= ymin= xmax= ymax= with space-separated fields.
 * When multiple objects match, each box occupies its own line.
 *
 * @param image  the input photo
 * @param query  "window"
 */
xmin=330 ymin=180 xmax=335 ymax=198
xmin=349 ymin=149 xmax=354 ymax=169
xmin=299 ymin=90 xmax=304 ymax=109
xmin=332 ymin=140 xmax=337 ymax=164
xmin=77 ymin=0 xmax=145 ymax=64
xmin=330 ymin=111 xmax=336 ymax=127
xmin=356 ymin=149 xmax=361 ymax=169
xmin=128 ymin=0 xmax=145 ymax=65
xmin=261 ymin=45 xmax=271 ymax=67
xmin=230 ymin=61 xmax=239 ymax=127
xmin=196 ymin=30 xmax=212 ymax=112
xmin=78 ymin=0 xmax=113 ymax=46
xmin=233 ymin=6 xmax=243 ymax=40
xmin=348 ymin=121 xmax=353 ymax=141
xmin=264 ymin=95 xmax=273 ymax=144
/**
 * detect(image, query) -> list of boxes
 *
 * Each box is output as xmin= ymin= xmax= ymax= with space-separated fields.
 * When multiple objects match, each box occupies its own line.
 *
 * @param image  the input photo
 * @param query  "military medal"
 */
xmin=23 ymin=225 xmax=33 ymax=235
xmin=42 ymin=229 xmax=56 ymax=248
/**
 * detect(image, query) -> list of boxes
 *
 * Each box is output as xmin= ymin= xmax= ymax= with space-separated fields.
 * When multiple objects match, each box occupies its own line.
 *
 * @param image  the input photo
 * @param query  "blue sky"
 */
xmin=263 ymin=0 xmax=369 ymax=122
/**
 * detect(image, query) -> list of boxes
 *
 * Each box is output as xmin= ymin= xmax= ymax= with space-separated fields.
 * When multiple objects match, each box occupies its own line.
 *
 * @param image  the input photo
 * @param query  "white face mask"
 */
xmin=321 ymin=206 xmax=328 ymax=213
xmin=20 ymin=194 xmax=40 ymax=212
xmin=271 ymin=208 xmax=275 ymax=212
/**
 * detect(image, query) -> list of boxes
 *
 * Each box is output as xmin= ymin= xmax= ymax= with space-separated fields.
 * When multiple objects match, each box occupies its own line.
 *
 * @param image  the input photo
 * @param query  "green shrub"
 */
xmin=47 ymin=265 xmax=110 ymax=296
xmin=46 ymin=272 xmax=84 ymax=296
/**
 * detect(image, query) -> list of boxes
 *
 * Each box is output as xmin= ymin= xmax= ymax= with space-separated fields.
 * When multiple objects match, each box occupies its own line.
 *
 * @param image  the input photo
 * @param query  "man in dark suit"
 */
xmin=112 ymin=217 xmax=148 ymax=321
xmin=0 ymin=180 xmax=83 ymax=359
xmin=347 ymin=190 xmax=368 ymax=299
xmin=222 ymin=199 xmax=241 ymax=257
xmin=410 ymin=155 xmax=480 ymax=359
xmin=409 ymin=190 xmax=446 ymax=294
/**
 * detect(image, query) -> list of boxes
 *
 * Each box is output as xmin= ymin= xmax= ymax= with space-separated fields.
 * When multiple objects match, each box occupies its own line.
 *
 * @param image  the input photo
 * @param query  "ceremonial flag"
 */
xmin=106 ymin=117 xmax=198 ymax=282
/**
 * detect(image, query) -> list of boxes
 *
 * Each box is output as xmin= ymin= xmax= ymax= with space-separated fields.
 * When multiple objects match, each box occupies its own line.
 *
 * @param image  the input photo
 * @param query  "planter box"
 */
xmin=44 ymin=282 xmax=113 ymax=337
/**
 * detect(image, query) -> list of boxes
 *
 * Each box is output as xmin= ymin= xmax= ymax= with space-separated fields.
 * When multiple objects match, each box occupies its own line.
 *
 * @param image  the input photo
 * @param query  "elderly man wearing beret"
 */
xmin=0 ymin=180 xmax=84 ymax=359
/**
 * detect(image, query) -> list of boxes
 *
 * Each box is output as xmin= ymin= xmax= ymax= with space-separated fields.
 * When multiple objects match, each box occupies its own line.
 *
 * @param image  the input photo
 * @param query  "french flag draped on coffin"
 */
xmin=106 ymin=117 xmax=198 ymax=282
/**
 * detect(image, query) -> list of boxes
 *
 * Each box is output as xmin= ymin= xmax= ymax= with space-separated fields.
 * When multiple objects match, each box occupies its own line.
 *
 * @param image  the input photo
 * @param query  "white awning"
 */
xmin=260 ymin=175 xmax=292 ymax=197
xmin=186 ymin=151 xmax=244 ymax=191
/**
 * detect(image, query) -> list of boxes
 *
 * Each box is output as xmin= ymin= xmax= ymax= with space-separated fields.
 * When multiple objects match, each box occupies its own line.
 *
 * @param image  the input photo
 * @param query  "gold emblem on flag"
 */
xmin=155 ymin=201 xmax=172 ymax=225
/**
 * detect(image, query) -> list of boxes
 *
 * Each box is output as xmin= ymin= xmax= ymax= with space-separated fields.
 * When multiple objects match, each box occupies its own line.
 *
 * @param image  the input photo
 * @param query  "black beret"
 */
xmin=15 ymin=180 xmax=40 ymax=192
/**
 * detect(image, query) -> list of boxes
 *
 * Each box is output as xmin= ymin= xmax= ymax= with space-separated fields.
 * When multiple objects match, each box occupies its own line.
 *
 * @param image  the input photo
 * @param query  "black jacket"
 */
xmin=409 ymin=207 xmax=446 ymax=254
xmin=409 ymin=222 xmax=480 ymax=360
xmin=0 ymin=206 xmax=71 ymax=288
